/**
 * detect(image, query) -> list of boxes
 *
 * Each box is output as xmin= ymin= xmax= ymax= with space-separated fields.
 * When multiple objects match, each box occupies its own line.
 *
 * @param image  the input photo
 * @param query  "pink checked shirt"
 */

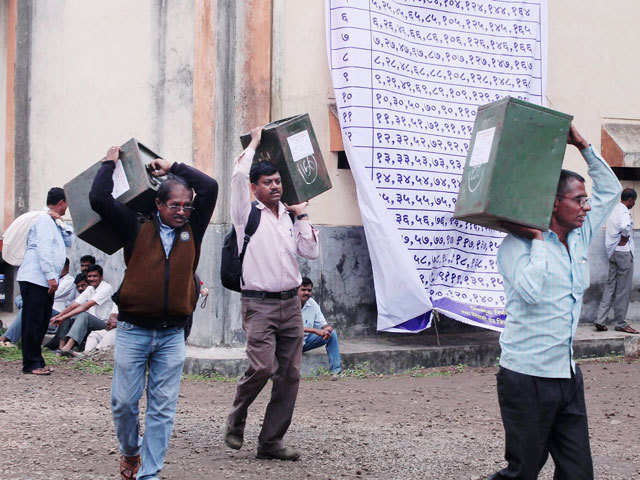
xmin=231 ymin=148 xmax=320 ymax=292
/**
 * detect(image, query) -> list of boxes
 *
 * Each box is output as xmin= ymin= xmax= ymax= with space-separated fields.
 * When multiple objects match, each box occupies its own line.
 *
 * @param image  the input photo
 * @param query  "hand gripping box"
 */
xmin=240 ymin=114 xmax=332 ymax=205
xmin=453 ymin=97 xmax=573 ymax=232
xmin=64 ymin=139 xmax=164 ymax=254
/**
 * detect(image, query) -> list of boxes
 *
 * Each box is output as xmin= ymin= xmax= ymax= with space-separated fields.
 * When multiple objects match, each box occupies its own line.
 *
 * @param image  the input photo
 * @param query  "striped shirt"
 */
xmin=498 ymin=147 xmax=621 ymax=378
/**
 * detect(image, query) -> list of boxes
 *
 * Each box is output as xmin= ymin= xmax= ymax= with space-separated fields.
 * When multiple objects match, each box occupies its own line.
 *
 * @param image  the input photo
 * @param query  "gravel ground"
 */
xmin=0 ymin=349 xmax=638 ymax=480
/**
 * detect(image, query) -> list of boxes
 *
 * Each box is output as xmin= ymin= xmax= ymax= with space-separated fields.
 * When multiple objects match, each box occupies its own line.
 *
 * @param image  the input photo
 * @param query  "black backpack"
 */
xmin=220 ymin=202 xmax=262 ymax=291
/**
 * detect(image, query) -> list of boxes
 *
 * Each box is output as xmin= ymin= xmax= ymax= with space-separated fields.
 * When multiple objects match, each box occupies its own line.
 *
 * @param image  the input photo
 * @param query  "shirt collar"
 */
xmin=255 ymin=199 xmax=286 ymax=217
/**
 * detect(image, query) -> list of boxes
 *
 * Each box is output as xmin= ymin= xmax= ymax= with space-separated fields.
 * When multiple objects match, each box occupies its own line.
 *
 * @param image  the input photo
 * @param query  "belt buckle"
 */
xmin=280 ymin=291 xmax=288 ymax=300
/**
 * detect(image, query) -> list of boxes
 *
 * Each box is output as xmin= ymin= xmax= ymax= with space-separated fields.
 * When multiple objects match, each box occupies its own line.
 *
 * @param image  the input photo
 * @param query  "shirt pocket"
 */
xmin=574 ymin=254 xmax=590 ymax=291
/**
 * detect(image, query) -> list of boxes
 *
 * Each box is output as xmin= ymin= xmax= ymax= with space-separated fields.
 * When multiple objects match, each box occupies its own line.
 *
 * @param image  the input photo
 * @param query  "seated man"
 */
xmin=84 ymin=305 xmax=118 ymax=354
xmin=298 ymin=277 xmax=341 ymax=375
xmin=79 ymin=254 xmax=96 ymax=273
xmin=51 ymin=264 xmax=114 ymax=355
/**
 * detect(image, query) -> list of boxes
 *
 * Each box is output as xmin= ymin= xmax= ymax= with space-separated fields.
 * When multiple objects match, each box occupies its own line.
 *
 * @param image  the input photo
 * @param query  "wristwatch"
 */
xmin=296 ymin=213 xmax=309 ymax=221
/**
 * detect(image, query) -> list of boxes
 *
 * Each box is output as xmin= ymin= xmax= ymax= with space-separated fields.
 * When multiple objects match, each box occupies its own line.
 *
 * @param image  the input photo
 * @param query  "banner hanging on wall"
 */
xmin=326 ymin=0 xmax=547 ymax=332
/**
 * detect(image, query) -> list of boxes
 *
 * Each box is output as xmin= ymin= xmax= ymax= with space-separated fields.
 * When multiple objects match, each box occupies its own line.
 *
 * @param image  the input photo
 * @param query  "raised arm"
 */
xmin=231 ymin=127 xmax=263 ymax=229
xmin=89 ymin=147 xmax=139 ymax=243
xmin=568 ymin=125 xmax=622 ymax=244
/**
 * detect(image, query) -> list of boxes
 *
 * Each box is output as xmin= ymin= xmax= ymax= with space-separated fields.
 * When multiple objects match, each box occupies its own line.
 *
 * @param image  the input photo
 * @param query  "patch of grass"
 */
xmin=407 ymin=363 xmax=466 ymax=378
xmin=0 ymin=345 xmax=22 ymax=361
xmin=70 ymin=358 xmax=113 ymax=375
xmin=182 ymin=370 xmax=237 ymax=382
xmin=577 ymin=354 xmax=625 ymax=364
xmin=340 ymin=361 xmax=379 ymax=379
xmin=0 ymin=345 xmax=64 ymax=366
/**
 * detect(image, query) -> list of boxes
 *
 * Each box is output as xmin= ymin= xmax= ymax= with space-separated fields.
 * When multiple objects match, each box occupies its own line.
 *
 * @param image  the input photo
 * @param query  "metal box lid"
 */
xmin=240 ymin=114 xmax=333 ymax=205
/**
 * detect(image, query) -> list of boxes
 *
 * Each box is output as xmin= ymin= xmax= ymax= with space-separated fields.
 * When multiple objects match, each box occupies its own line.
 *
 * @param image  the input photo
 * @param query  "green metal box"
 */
xmin=240 ymin=114 xmax=332 ymax=205
xmin=64 ymin=138 xmax=164 ymax=254
xmin=453 ymin=97 xmax=573 ymax=232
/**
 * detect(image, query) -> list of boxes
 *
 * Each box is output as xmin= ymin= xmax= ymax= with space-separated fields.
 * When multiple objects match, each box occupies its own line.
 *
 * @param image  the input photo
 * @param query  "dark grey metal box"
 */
xmin=64 ymin=139 xmax=163 ymax=254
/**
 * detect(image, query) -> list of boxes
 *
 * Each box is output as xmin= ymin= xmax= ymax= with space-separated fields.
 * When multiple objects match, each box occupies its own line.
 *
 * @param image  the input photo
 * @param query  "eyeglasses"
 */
xmin=163 ymin=203 xmax=195 ymax=212
xmin=557 ymin=195 xmax=591 ymax=208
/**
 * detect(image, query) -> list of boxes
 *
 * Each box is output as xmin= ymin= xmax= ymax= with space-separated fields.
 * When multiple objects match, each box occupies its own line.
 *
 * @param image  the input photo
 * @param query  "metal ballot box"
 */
xmin=453 ymin=97 xmax=573 ymax=232
xmin=64 ymin=139 xmax=164 ymax=254
xmin=240 ymin=114 xmax=332 ymax=205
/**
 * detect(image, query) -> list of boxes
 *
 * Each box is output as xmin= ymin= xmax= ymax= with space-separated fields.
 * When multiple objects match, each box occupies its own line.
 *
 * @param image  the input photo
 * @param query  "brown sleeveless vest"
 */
xmin=118 ymin=219 xmax=199 ymax=324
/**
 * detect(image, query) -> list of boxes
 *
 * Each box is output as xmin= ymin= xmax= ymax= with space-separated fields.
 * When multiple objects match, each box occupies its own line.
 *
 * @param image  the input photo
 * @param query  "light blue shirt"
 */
xmin=157 ymin=213 xmax=175 ymax=258
xmin=16 ymin=214 xmax=74 ymax=288
xmin=498 ymin=147 xmax=621 ymax=378
xmin=301 ymin=297 xmax=328 ymax=341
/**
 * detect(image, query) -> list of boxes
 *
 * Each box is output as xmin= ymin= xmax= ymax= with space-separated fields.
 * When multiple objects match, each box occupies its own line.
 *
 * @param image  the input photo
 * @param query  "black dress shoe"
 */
xmin=594 ymin=323 xmax=608 ymax=332
xmin=223 ymin=423 xmax=243 ymax=450
xmin=256 ymin=446 xmax=300 ymax=461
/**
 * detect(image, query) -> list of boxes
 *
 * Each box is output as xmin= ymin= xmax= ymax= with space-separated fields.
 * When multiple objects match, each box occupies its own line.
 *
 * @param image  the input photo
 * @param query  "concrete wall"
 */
xmin=28 ymin=0 xmax=194 ymax=211
xmin=0 ymin=3 xmax=7 ymax=230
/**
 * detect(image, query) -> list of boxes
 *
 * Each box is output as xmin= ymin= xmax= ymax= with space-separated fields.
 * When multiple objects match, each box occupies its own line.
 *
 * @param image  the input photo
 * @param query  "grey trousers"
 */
xmin=59 ymin=311 xmax=106 ymax=344
xmin=596 ymin=251 xmax=633 ymax=328
xmin=227 ymin=295 xmax=303 ymax=451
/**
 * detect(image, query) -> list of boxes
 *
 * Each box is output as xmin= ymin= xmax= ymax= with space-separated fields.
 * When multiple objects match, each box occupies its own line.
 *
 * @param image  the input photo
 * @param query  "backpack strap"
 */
xmin=238 ymin=202 xmax=262 ymax=288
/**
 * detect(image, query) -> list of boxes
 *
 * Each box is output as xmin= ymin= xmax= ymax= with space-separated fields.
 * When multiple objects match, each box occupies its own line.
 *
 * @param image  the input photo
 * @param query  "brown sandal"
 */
xmin=23 ymin=367 xmax=52 ymax=375
xmin=120 ymin=454 xmax=140 ymax=480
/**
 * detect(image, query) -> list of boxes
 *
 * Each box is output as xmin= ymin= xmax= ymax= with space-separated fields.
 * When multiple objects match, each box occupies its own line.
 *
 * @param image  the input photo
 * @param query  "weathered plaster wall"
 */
xmin=0 ymin=3 xmax=7 ymax=229
xmin=27 ymin=0 xmax=194 ymax=211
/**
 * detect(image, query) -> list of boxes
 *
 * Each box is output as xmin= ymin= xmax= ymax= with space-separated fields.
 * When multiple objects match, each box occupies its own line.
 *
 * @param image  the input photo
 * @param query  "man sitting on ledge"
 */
xmin=298 ymin=277 xmax=342 ymax=376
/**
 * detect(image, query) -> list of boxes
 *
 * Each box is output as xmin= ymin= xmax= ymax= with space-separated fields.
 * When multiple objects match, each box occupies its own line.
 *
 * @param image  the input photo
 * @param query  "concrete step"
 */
xmin=183 ymin=325 xmax=637 ymax=377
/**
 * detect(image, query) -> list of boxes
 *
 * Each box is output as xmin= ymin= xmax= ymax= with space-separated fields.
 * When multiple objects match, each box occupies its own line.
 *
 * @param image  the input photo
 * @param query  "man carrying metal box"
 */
xmin=491 ymin=125 xmax=621 ymax=480
xmin=90 ymin=146 xmax=218 ymax=480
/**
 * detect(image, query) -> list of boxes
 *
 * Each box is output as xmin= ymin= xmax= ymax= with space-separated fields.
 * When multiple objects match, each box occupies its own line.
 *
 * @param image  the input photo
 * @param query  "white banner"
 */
xmin=326 ymin=0 xmax=547 ymax=332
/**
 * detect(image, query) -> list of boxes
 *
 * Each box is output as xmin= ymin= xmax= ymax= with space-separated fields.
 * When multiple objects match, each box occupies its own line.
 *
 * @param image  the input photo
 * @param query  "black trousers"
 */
xmin=19 ymin=281 xmax=54 ymax=372
xmin=491 ymin=366 xmax=593 ymax=480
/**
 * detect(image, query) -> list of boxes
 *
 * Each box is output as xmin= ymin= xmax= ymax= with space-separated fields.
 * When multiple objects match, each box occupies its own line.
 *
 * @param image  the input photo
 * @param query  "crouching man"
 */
xmin=90 ymin=146 xmax=218 ymax=480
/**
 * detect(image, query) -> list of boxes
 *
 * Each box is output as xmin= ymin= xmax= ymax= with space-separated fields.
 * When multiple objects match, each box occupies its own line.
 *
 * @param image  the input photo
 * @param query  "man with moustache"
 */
xmin=224 ymin=127 xmax=319 ymax=461
xmin=491 ymin=125 xmax=621 ymax=480
xmin=90 ymin=146 xmax=218 ymax=480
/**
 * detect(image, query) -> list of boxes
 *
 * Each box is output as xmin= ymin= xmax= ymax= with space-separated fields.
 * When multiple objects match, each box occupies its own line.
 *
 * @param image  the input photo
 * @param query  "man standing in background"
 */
xmin=16 ymin=187 xmax=74 ymax=375
xmin=594 ymin=188 xmax=638 ymax=334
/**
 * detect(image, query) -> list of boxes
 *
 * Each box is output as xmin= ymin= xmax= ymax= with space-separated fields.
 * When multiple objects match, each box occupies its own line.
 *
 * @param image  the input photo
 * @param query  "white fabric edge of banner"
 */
xmin=434 ymin=308 xmax=503 ymax=333
xmin=378 ymin=323 xmax=432 ymax=334
xmin=325 ymin=0 xmax=431 ymax=332
xmin=341 ymin=136 xmax=433 ymax=331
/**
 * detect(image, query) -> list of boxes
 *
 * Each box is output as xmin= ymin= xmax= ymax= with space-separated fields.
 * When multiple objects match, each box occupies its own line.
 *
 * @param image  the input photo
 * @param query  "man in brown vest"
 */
xmin=224 ymin=127 xmax=320 ymax=461
xmin=90 ymin=146 xmax=217 ymax=480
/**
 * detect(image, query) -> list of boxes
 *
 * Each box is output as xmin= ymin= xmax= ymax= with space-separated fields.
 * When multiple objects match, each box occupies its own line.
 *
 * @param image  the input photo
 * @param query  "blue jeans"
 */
xmin=111 ymin=321 xmax=185 ymax=480
xmin=303 ymin=330 xmax=341 ymax=373
xmin=3 ymin=311 xmax=22 ymax=343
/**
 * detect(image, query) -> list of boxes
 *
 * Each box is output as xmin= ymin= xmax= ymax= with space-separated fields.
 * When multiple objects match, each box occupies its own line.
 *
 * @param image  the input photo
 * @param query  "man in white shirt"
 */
xmin=84 ymin=304 xmax=119 ymax=354
xmin=51 ymin=264 xmax=115 ymax=353
xmin=594 ymin=188 xmax=638 ymax=334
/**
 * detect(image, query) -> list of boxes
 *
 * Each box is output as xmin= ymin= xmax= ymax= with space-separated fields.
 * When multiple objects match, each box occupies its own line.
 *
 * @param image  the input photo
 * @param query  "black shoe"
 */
xmin=223 ymin=422 xmax=243 ymax=450
xmin=594 ymin=323 xmax=608 ymax=332
xmin=256 ymin=447 xmax=300 ymax=461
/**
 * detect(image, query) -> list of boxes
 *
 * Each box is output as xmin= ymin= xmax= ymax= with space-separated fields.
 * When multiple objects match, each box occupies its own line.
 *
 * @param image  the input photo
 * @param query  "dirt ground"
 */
xmin=0 ymin=351 xmax=638 ymax=480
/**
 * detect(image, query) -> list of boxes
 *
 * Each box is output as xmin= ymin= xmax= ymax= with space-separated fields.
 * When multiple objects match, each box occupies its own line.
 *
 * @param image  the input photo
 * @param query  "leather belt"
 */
xmin=241 ymin=288 xmax=298 ymax=300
